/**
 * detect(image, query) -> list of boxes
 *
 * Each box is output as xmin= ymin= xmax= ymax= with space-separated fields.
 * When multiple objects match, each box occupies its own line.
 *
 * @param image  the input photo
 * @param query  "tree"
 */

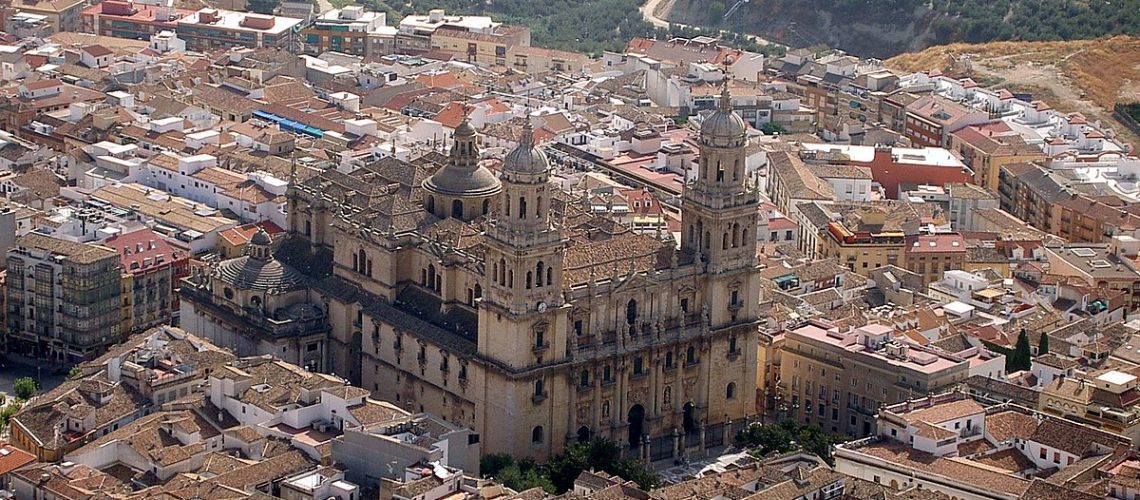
xmin=735 ymin=420 xmax=847 ymax=465
xmin=1038 ymin=331 xmax=1050 ymax=356
xmin=760 ymin=122 xmax=788 ymax=135
xmin=481 ymin=453 xmax=516 ymax=478
xmin=1010 ymin=328 xmax=1032 ymax=372
xmin=68 ymin=366 xmax=82 ymax=379
xmin=481 ymin=439 xmax=658 ymax=494
xmin=0 ymin=402 xmax=19 ymax=428
xmin=13 ymin=377 xmax=36 ymax=400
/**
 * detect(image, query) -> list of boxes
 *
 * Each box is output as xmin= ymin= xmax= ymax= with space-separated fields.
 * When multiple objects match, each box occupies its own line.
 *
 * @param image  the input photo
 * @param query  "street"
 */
xmin=0 ymin=355 xmax=66 ymax=402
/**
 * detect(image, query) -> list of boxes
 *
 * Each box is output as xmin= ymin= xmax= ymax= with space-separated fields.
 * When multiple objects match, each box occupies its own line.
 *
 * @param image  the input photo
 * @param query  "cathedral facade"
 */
xmin=182 ymin=90 xmax=762 ymax=461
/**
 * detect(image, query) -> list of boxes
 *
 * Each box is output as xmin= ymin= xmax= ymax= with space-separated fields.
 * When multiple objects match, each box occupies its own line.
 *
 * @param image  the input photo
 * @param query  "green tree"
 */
xmin=481 ymin=439 xmax=658 ymax=494
xmin=735 ymin=420 xmax=847 ymax=465
xmin=481 ymin=453 xmax=516 ymax=478
xmin=0 ymin=402 xmax=19 ymax=428
xmin=1038 ymin=332 xmax=1050 ymax=356
xmin=13 ymin=377 xmax=36 ymax=400
xmin=760 ymin=122 xmax=788 ymax=135
xmin=1011 ymin=328 xmax=1032 ymax=372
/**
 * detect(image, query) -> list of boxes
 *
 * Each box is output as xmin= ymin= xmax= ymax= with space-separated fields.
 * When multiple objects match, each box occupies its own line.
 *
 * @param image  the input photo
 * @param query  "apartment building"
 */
xmin=949 ymin=123 xmax=1045 ymax=191
xmin=780 ymin=322 xmax=970 ymax=438
xmin=82 ymin=1 xmax=303 ymax=51
xmin=7 ymin=0 xmax=87 ymax=33
xmin=905 ymin=95 xmax=991 ymax=147
xmin=904 ymin=233 xmax=967 ymax=285
xmin=105 ymin=228 xmax=190 ymax=333
xmin=835 ymin=392 xmax=1131 ymax=500
xmin=300 ymin=6 xmax=396 ymax=57
xmin=5 ymin=233 xmax=121 ymax=363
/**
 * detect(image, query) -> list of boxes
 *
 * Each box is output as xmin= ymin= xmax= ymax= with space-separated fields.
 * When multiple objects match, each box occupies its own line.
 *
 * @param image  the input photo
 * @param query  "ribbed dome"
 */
xmin=250 ymin=228 xmax=271 ymax=246
xmin=502 ymin=121 xmax=549 ymax=175
xmin=700 ymin=84 xmax=746 ymax=143
xmin=423 ymin=116 xmax=502 ymax=197
xmin=455 ymin=119 xmax=476 ymax=137
xmin=215 ymin=256 xmax=307 ymax=293
xmin=423 ymin=166 xmax=502 ymax=197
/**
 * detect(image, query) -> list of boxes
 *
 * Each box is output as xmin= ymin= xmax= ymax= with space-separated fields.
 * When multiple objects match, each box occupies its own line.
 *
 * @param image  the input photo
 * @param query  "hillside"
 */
xmin=658 ymin=0 xmax=1140 ymax=58
xmin=884 ymin=36 xmax=1140 ymax=144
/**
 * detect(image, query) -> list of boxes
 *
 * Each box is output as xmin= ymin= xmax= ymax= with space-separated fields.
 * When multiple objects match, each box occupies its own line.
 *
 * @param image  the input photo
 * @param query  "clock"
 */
xmin=537 ymin=301 xmax=548 ymax=313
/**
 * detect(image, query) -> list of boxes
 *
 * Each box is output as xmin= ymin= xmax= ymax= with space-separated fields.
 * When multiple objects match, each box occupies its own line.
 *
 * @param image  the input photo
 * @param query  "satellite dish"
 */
xmin=537 ymin=301 xmax=547 ymax=313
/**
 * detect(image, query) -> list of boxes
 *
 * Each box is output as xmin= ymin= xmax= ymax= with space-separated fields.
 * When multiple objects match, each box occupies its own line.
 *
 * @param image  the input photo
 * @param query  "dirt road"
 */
xmin=640 ymin=0 xmax=778 ymax=47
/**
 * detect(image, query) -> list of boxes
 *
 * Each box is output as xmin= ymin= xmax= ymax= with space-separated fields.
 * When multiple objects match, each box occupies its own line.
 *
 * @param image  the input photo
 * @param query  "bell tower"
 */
xmin=477 ymin=120 xmax=570 ymax=459
xmin=479 ymin=121 xmax=568 ymax=367
xmin=681 ymin=83 xmax=762 ymax=326
xmin=681 ymin=84 xmax=760 ymax=273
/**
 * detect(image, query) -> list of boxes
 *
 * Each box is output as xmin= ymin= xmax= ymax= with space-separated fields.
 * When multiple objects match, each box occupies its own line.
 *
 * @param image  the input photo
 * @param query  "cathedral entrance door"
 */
xmin=577 ymin=426 xmax=591 ymax=443
xmin=683 ymin=402 xmax=697 ymax=437
xmin=628 ymin=404 xmax=645 ymax=447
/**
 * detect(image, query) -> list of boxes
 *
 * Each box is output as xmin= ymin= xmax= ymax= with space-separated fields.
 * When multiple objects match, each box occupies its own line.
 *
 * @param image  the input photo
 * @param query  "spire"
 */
xmin=520 ymin=118 xmax=535 ymax=148
xmin=718 ymin=77 xmax=732 ymax=112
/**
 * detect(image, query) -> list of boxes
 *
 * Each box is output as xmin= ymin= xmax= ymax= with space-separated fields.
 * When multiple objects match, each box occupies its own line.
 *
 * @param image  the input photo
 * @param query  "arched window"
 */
xmin=716 ymin=161 xmax=725 ymax=182
xmin=358 ymin=249 xmax=366 ymax=272
xmin=722 ymin=232 xmax=729 ymax=250
xmin=536 ymin=196 xmax=542 ymax=218
xmin=687 ymin=346 xmax=696 ymax=364
xmin=508 ymin=270 xmax=514 ymax=288
xmin=534 ymin=379 xmax=544 ymax=397
xmin=352 ymin=252 xmax=358 ymax=272
xmin=427 ymin=264 xmax=436 ymax=290
xmin=519 ymin=196 xmax=527 ymax=220
xmin=633 ymin=356 xmax=643 ymax=374
xmin=426 ymin=195 xmax=435 ymax=213
xmin=536 ymin=262 xmax=545 ymax=287
xmin=733 ymin=159 xmax=740 ymax=181
xmin=474 ymin=284 xmax=482 ymax=299
xmin=729 ymin=335 xmax=738 ymax=354
xmin=580 ymin=369 xmax=589 ymax=387
xmin=499 ymin=258 xmax=506 ymax=285
xmin=704 ymin=231 xmax=711 ymax=250
xmin=726 ymin=382 xmax=736 ymax=399
xmin=546 ymin=267 xmax=553 ymax=286
xmin=452 ymin=199 xmax=463 ymax=219
xmin=482 ymin=199 xmax=490 ymax=215
xmin=665 ymin=351 xmax=674 ymax=368
xmin=526 ymin=271 xmax=533 ymax=289
xmin=532 ymin=426 xmax=543 ymax=443
xmin=505 ymin=196 xmax=511 ymax=217
xmin=732 ymin=223 xmax=740 ymax=247
xmin=742 ymin=227 xmax=749 ymax=243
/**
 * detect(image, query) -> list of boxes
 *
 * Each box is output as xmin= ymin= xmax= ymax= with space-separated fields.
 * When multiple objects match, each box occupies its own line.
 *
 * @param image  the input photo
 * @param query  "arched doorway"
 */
xmin=577 ymin=426 xmax=591 ymax=443
xmin=452 ymin=199 xmax=464 ymax=219
xmin=683 ymin=402 xmax=697 ymax=437
xmin=627 ymin=404 xmax=645 ymax=448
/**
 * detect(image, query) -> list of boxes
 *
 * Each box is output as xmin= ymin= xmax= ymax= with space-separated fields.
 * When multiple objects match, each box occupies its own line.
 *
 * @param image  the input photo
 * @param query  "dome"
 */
xmin=423 ymin=165 xmax=502 ymax=197
xmin=502 ymin=121 xmax=549 ymax=175
xmin=214 ymin=256 xmax=307 ymax=293
xmin=700 ymin=85 xmax=746 ymax=143
xmin=423 ymin=117 xmax=502 ymax=197
xmin=455 ymin=118 xmax=476 ymax=137
xmin=250 ymin=228 xmax=271 ymax=246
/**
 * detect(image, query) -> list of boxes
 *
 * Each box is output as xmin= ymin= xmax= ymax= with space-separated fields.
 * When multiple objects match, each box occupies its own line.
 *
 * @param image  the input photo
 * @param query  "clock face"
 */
xmin=538 ymin=301 xmax=547 ymax=313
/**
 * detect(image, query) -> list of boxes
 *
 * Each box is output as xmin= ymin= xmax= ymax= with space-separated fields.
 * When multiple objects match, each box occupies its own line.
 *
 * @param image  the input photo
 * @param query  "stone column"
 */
xmin=672 ymin=427 xmax=681 ymax=460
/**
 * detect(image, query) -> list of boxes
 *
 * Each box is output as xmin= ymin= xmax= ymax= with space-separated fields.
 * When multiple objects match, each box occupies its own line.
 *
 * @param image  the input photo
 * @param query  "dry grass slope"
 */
xmin=885 ymin=35 xmax=1140 ymax=144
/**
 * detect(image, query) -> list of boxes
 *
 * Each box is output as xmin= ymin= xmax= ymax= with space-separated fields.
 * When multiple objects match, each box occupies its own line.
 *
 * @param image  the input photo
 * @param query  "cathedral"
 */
xmin=181 ymin=87 xmax=763 ymax=460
